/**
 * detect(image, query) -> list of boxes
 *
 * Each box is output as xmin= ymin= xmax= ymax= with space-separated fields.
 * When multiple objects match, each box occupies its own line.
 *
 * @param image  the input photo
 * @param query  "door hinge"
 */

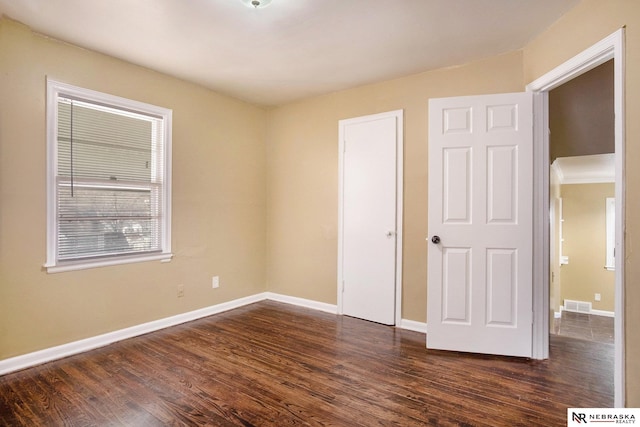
xmin=342 ymin=280 xmax=346 ymax=293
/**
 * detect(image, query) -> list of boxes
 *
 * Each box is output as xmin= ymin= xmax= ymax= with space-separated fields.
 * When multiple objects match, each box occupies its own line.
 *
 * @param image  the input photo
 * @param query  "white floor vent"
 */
xmin=564 ymin=299 xmax=592 ymax=314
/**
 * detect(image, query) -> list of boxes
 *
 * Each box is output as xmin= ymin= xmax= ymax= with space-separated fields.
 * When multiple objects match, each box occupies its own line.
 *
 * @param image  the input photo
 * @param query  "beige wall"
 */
xmin=523 ymin=0 xmax=640 ymax=407
xmin=549 ymin=60 xmax=614 ymax=162
xmin=0 ymin=18 xmax=267 ymax=359
xmin=560 ymin=184 xmax=615 ymax=312
xmin=2 ymin=0 xmax=639 ymax=408
xmin=265 ymin=53 xmax=524 ymax=322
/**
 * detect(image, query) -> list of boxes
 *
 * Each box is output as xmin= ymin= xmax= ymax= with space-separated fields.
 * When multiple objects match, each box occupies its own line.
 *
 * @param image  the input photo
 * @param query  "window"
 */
xmin=46 ymin=79 xmax=172 ymax=272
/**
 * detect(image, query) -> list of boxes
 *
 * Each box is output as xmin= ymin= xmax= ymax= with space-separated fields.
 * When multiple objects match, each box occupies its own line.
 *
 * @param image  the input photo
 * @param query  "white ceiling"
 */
xmin=0 ymin=0 xmax=580 ymax=106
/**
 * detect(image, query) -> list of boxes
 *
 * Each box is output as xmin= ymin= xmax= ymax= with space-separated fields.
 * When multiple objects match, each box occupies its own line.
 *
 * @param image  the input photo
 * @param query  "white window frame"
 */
xmin=45 ymin=79 xmax=173 ymax=273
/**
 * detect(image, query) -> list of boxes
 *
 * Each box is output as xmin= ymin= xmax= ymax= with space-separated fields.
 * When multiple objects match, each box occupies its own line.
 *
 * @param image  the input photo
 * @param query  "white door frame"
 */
xmin=527 ymin=29 xmax=625 ymax=407
xmin=337 ymin=110 xmax=404 ymax=326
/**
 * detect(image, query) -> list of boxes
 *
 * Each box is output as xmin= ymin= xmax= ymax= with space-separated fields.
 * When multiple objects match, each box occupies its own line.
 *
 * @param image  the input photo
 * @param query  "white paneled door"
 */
xmin=427 ymin=93 xmax=533 ymax=357
xmin=339 ymin=111 xmax=402 ymax=326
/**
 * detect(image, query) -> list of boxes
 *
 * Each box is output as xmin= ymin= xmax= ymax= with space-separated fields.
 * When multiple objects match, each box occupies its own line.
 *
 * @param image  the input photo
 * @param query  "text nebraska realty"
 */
xmin=573 ymin=412 xmax=636 ymax=424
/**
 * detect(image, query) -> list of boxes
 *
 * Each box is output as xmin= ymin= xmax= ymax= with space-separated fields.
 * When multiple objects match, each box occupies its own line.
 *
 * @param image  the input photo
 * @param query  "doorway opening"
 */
xmin=527 ymin=29 xmax=625 ymax=407
xmin=548 ymin=60 xmax=615 ymax=345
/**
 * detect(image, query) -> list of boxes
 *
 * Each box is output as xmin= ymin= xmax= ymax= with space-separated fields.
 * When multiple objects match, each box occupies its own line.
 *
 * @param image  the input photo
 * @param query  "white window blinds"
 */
xmin=46 ymin=80 xmax=172 ymax=271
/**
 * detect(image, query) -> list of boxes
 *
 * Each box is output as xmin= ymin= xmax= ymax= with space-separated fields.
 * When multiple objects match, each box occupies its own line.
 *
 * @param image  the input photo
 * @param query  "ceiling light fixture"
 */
xmin=242 ymin=0 xmax=272 ymax=8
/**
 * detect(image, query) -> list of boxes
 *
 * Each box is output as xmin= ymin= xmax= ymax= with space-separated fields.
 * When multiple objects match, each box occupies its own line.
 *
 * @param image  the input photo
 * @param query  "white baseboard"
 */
xmin=559 ymin=305 xmax=615 ymax=318
xmin=399 ymin=319 xmax=427 ymax=334
xmin=0 ymin=292 xmax=424 ymax=376
xmin=0 ymin=292 xmax=268 ymax=376
xmin=265 ymin=292 xmax=338 ymax=314
xmin=266 ymin=293 xmax=427 ymax=334
xmin=591 ymin=309 xmax=615 ymax=318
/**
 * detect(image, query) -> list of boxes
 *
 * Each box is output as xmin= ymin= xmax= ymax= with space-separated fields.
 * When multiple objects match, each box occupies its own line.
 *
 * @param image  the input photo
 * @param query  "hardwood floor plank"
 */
xmin=0 ymin=301 xmax=613 ymax=426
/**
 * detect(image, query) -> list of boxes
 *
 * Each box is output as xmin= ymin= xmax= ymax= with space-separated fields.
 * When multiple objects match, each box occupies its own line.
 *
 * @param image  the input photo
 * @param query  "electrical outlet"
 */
xmin=177 ymin=284 xmax=185 ymax=298
xmin=212 ymin=276 xmax=220 ymax=289
xmin=595 ymin=293 xmax=601 ymax=302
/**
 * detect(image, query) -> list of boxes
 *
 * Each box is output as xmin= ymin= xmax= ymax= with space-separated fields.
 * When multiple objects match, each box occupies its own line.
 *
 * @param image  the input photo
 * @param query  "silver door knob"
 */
xmin=431 ymin=235 xmax=441 ymax=244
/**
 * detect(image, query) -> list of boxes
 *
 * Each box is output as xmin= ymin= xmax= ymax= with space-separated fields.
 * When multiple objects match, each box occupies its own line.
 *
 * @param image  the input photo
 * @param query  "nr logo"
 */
xmin=572 ymin=412 xmax=587 ymax=423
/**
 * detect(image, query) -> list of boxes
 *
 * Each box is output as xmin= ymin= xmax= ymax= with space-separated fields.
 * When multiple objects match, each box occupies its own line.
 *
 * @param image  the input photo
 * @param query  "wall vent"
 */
xmin=564 ymin=299 xmax=592 ymax=314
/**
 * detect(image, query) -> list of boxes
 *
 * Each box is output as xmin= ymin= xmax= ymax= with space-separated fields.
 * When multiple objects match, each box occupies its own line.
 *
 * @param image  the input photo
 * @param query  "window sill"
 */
xmin=44 ymin=252 xmax=173 ymax=273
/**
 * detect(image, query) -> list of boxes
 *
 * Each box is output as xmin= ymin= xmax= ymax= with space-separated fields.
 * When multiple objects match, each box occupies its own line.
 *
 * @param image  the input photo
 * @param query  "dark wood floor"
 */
xmin=552 ymin=310 xmax=615 ymax=344
xmin=0 ymin=301 xmax=613 ymax=426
